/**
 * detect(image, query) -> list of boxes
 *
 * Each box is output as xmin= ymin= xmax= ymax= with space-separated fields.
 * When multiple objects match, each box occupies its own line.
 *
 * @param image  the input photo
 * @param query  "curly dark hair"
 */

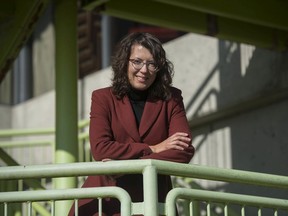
xmin=111 ymin=32 xmax=174 ymax=100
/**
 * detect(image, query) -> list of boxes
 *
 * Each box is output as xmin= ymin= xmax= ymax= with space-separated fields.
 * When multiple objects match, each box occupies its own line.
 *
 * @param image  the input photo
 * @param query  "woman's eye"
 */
xmin=133 ymin=59 xmax=141 ymax=63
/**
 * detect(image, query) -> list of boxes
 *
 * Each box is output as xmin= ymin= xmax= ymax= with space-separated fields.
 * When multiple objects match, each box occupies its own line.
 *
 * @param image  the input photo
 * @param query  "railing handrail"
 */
xmin=166 ymin=188 xmax=288 ymax=216
xmin=0 ymin=119 xmax=89 ymax=137
xmin=0 ymin=187 xmax=130 ymax=203
xmin=0 ymin=128 xmax=55 ymax=137
xmin=0 ymin=159 xmax=288 ymax=190
xmin=0 ymin=140 xmax=53 ymax=148
xmin=0 ymin=120 xmax=89 ymax=151
xmin=1 ymin=159 xmax=288 ymax=216
xmin=0 ymin=187 xmax=132 ymax=216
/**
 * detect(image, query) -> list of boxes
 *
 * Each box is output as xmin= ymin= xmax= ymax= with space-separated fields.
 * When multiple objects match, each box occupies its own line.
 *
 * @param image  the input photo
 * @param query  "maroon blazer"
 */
xmin=69 ymin=87 xmax=194 ymax=216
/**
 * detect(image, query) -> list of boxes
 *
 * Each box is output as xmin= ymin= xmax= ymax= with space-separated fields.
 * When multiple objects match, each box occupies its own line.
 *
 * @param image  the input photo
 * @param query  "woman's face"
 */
xmin=128 ymin=44 xmax=157 ymax=91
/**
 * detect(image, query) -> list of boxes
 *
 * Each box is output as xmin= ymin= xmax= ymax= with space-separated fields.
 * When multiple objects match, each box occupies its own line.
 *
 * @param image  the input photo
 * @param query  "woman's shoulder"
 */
xmin=169 ymin=86 xmax=182 ymax=97
xmin=92 ymin=86 xmax=112 ymax=95
xmin=91 ymin=87 xmax=115 ymax=101
xmin=167 ymin=86 xmax=184 ymax=106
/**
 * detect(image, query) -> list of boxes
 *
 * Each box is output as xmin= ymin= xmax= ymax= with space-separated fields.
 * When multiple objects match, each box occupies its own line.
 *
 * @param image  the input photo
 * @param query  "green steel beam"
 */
xmin=54 ymin=0 xmax=78 ymax=215
xmin=155 ymin=0 xmax=288 ymax=31
xmin=0 ymin=147 xmax=20 ymax=167
xmin=84 ymin=0 xmax=208 ymax=35
xmin=83 ymin=0 xmax=288 ymax=50
xmin=81 ymin=0 xmax=109 ymax=9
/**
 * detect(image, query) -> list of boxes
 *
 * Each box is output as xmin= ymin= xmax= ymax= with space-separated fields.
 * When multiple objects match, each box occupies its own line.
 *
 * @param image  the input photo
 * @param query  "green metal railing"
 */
xmin=166 ymin=188 xmax=288 ymax=216
xmin=0 ymin=159 xmax=288 ymax=215
xmin=1 ymin=122 xmax=288 ymax=215
xmin=0 ymin=120 xmax=90 ymax=215
xmin=0 ymin=119 xmax=90 ymax=165
xmin=0 ymin=187 xmax=132 ymax=216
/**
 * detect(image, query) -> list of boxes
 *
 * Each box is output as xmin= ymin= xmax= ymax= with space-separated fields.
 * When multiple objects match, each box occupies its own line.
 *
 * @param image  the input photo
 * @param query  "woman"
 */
xmin=69 ymin=32 xmax=194 ymax=215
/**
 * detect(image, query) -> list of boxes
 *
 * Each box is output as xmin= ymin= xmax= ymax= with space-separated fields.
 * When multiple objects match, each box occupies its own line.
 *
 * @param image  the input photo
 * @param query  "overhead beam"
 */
xmin=155 ymin=0 xmax=288 ymax=31
xmin=83 ymin=0 xmax=288 ymax=51
xmin=0 ymin=1 xmax=15 ymax=18
xmin=83 ymin=0 xmax=207 ymax=34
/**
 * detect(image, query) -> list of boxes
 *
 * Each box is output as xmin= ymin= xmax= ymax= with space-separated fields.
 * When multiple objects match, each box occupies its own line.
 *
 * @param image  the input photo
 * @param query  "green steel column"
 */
xmin=54 ymin=0 xmax=78 ymax=215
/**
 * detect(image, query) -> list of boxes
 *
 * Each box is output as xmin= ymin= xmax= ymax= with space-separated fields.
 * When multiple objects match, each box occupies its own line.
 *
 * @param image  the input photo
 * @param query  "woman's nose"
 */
xmin=139 ymin=64 xmax=148 ymax=73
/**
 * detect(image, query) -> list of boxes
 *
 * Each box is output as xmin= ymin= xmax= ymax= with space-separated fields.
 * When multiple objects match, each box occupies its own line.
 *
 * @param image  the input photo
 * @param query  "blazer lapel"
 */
xmin=116 ymin=95 xmax=141 ymax=142
xmin=139 ymin=98 xmax=162 ymax=137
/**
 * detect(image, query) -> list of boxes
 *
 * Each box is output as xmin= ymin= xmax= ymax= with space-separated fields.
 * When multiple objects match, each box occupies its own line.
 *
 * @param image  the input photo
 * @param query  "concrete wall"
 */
xmin=166 ymin=34 xmax=288 ymax=174
xmin=0 ymin=105 xmax=11 ymax=129
xmin=11 ymin=90 xmax=55 ymax=128
xmin=165 ymin=34 xmax=288 ymax=205
xmin=1 ymin=33 xmax=288 ymax=204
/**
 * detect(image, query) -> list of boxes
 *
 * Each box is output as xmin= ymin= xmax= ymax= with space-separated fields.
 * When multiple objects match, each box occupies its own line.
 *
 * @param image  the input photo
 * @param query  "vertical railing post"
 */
xmin=143 ymin=165 xmax=158 ymax=216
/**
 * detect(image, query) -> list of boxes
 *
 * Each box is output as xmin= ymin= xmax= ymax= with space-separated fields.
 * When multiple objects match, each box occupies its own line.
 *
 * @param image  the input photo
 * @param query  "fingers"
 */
xmin=102 ymin=158 xmax=113 ymax=162
xmin=170 ymin=132 xmax=191 ymax=150
xmin=170 ymin=140 xmax=189 ymax=150
xmin=151 ymin=132 xmax=191 ymax=153
xmin=172 ymin=132 xmax=190 ymax=139
xmin=171 ymin=132 xmax=191 ymax=143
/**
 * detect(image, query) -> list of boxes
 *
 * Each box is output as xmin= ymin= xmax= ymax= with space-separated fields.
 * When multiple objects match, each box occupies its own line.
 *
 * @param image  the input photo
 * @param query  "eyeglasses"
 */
xmin=129 ymin=59 xmax=158 ymax=72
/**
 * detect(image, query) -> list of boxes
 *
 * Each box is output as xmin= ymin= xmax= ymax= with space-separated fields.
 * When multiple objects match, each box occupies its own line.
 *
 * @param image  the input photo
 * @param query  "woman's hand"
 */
xmin=149 ymin=132 xmax=191 ymax=153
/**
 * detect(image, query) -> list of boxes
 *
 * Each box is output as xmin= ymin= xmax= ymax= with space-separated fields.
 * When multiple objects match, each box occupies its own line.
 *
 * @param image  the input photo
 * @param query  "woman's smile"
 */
xmin=135 ymin=74 xmax=148 ymax=82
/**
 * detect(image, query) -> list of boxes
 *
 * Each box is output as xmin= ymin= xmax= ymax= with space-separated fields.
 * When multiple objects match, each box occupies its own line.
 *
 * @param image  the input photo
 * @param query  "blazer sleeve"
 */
xmin=89 ymin=89 xmax=152 ymax=161
xmin=140 ymin=88 xmax=194 ymax=163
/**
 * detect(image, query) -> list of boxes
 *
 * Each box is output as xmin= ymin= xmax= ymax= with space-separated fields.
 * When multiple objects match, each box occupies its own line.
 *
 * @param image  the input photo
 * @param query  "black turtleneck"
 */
xmin=128 ymin=89 xmax=148 ymax=128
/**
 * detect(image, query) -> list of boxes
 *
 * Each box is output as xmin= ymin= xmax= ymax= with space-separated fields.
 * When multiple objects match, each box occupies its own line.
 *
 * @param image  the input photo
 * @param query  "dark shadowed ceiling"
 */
xmin=0 ymin=0 xmax=49 ymax=83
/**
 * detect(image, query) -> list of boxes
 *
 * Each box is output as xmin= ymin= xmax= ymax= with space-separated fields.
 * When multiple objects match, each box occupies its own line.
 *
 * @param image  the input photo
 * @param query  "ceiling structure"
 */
xmin=1 ymin=0 xmax=288 ymax=83
xmin=81 ymin=0 xmax=288 ymax=50
xmin=0 ymin=0 xmax=49 ymax=83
